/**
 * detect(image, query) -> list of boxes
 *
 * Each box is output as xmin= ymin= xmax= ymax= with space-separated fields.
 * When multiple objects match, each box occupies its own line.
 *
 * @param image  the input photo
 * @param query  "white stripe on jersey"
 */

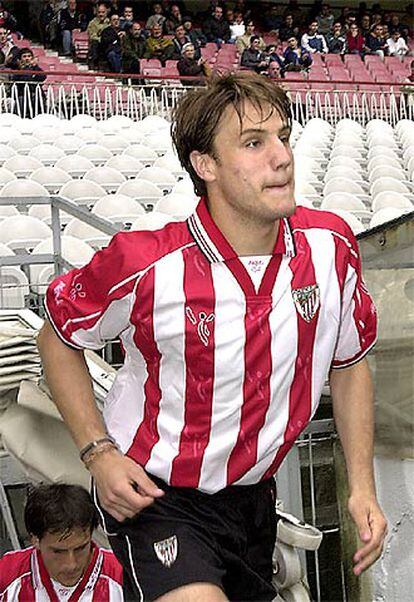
xmin=235 ymin=257 xmax=297 ymax=485
xmin=335 ymin=263 xmax=361 ymax=362
xmin=106 ymin=577 xmax=124 ymax=601
xmin=2 ymin=576 xmax=24 ymax=601
xmin=198 ymin=264 xmax=246 ymax=493
xmin=305 ymin=229 xmax=341 ymax=414
xmin=147 ymin=250 xmax=187 ymax=482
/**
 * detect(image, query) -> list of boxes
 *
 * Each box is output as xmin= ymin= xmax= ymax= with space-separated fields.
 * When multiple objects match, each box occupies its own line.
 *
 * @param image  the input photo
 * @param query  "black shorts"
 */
xmin=95 ymin=475 xmax=278 ymax=602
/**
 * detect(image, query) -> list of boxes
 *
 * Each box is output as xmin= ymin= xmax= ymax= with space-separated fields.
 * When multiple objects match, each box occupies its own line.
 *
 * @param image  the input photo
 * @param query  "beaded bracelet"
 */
xmin=79 ymin=436 xmax=117 ymax=462
xmin=83 ymin=442 xmax=119 ymax=469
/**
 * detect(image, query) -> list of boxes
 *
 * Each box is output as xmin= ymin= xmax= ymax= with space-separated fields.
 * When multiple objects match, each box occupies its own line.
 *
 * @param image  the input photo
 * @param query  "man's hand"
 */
xmin=89 ymin=448 xmax=164 ymax=522
xmin=348 ymin=494 xmax=387 ymax=575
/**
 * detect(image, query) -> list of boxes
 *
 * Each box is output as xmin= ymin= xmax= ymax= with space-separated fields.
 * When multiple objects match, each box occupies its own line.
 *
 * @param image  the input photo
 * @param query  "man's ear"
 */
xmin=30 ymin=534 xmax=40 ymax=549
xmin=190 ymin=150 xmax=217 ymax=185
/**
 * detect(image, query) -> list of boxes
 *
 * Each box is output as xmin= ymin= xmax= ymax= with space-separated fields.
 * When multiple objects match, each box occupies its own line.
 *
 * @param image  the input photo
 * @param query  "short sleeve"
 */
xmin=45 ymin=233 xmax=138 ymax=350
xmin=332 ymin=237 xmax=377 ymax=369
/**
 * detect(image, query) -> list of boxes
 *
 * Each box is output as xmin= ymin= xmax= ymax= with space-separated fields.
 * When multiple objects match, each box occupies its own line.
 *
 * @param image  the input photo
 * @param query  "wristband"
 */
xmin=83 ymin=442 xmax=119 ymax=469
xmin=79 ymin=436 xmax=117 ymax=462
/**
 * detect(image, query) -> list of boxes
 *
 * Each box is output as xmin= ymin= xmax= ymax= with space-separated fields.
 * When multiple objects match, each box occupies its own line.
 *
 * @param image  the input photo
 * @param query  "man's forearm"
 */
xmin=37 ymin=320 xmax=107 ymax=450
xmin=329 ymin=359 xmax=376 ymax=497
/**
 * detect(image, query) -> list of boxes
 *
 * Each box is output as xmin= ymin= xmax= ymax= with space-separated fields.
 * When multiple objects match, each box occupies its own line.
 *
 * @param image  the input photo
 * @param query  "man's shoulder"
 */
xmin=100 ymin=548 xmax=123 ymax=582
xmin=290 ymin=206 xmax=356 ymax=246
xmin=0 ymin=547 xmax=33 ymax=590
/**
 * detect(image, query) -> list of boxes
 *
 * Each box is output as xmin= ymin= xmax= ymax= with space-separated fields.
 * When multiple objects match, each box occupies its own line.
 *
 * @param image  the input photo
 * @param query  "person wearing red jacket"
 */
xmin=0 ymin=484 xmax=123 ymax=601
xmin=346 ymin=23 xmax=366 ymax=55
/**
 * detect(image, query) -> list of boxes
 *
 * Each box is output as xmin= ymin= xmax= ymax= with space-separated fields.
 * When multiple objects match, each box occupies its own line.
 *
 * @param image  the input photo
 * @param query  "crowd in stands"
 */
xmin=0 ymin=1 xmax=412 ymax=83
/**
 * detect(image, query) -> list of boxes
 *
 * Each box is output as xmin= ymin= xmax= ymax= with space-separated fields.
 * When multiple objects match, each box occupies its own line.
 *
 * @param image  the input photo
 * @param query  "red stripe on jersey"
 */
xmin=14 ymin=577 xmax=35 ymax=601
xmin=127 ymin=268 xmax=162 ymax=465
xmin=92 ymin=578 xmax=109 ymax=601
xmin=170 ymin=247 xmax=216 ymax=487
xmin=333 ymin=235 xmax=349 ymax=296
xmin=263 ymin=232 xmax=320 ymax=478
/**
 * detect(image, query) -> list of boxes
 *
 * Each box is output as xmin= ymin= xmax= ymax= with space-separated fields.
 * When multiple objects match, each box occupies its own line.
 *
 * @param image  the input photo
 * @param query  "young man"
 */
xmin=301 ymin=20 xmax=328 ymax=54
xmin=0 ymin=483 xmax=123 ymax=600
xmin=38 ymin=72 xmax=387 ymax=602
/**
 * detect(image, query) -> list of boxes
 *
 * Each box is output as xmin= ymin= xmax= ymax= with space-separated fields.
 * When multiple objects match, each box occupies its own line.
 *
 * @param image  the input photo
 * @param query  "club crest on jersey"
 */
xmin=292 ymin=284 xmax=320 ymax=322
xmin=153 ymin=535 xmax=178 ymax=568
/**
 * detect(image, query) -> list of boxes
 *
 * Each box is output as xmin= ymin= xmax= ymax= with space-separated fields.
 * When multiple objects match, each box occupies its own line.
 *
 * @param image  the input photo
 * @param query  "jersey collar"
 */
xmin=187 ymin=196 xmax=296 ymax=263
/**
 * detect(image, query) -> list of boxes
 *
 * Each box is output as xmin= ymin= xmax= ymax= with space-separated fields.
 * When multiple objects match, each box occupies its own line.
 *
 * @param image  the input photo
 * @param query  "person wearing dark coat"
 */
xmin=202 ymin=5 xmax=230 ymax=46
xmin=121 ymin=21 xmax=146 ymax=75
xmin=177 ymin=42 xmax=210 ymax=86
xmin=100 ymin=13 xmax=124 ymax=72
xmin=240 ymin=36 xmax=268 ymax=73
xmin=11 ymin=47 xmax=46 ymax=117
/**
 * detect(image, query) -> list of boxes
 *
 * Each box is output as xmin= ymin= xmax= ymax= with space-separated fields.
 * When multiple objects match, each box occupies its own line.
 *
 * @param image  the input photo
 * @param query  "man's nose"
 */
xmin=269 ymin=138 xmax=292 ymax=170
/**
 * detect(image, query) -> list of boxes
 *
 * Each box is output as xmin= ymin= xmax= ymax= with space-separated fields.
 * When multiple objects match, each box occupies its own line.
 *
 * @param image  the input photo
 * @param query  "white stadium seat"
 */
xmin=144 ymin=132 xmax=175 ymax=156
xmin=368 ymin=165 xmax=407 ymax=185
xmin=154 ymin=153 xmax=186 ymax=179
xmin=0 ymin=215 xmax=51 ymax=251
xmin=138 ymin=166 xmax=176 ymax=194
xmin=64 ymin=218 xmax=111 ymax=249
xmin=130 ymin=211 xmax=175 ymax=231
xmin=99 ymin=135 xmax=130 ymax=154
xmin=137 ymin=115 xmax=170 ymax=133
xmin=321 ymin=192 xmax=367 ymax=212
xmin=369 ymin=207 xmax=406 ymax=228
xmin=0 ymin=144 xmax=17 ymax=166
xmin=92 ymin=194 xmax=145 ymax=229
xmin=30 ymin=166 xmax=71 ymax=194
xmin=29 ymin=144 xmax=66 ymax=166
xmin=54 ymin=134 xmax=86 ymax=154
xmin=371 ymin=192 xmax=413 ymax=213
xmin=0 ymin=179 xmax=49 ymax=199
xmin=370 ymin=177 xmax=411 ymax=198
xmin=69 ymin=114 xmax=98 ymax=129
xmin=155 ymin=193 xmax=198 ymax=219
xmin=367 ymin=155 xmax=403 ymax=173
xmin=324 ymin=167 xmax=365 ymax=184
xmin=117 ymin=179 xmax=163 ymax=211
xmin=32 ymin=125 xmax=64 ymax=144
xmin=323 ymin=178 xmax=368 ymax=199
xmin=84 ymin=166 xmax=126 ymax=193
xmin=77 ymin=128 xmax=102 ymax=144
xmin=105 ymin=155 xmax=145 ymax=179
xmin=55 ymin=155 xmax=95 ymax=178
xmin=123 ymin=144 xmax=158 ymax=166
xmin=0 ymin=167 xmax=17 ymax=186
xmin=76 ymin=144 xmax=112 ymax=166
xmin=3 ymin=155 xmax=43 ymax=178
xmin=0 ymin=204 xmax=19 ymax=220
xmin=32 ymin=113 xmax=62 ymax=128
xmin=8 ymin=134 xmax=41 ymax=154
xmin=59 ymin=180 xmax=106 ymax=208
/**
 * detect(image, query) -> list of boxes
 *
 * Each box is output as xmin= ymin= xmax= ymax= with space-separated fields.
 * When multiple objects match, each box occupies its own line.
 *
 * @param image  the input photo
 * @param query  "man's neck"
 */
xmin=207 ymin=196 xmax=280 ymax=256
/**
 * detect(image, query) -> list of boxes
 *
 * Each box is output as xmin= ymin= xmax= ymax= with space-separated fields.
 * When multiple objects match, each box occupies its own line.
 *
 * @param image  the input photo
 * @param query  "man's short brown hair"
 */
xmin=171 ymin=71 xmax=291 ymax=196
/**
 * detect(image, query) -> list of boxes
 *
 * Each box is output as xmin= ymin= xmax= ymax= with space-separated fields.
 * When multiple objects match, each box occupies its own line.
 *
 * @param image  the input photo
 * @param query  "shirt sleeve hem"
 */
xmin=331 ymin=337 xmax=377 ymax=370
xmin=44 ymin=299 xmax=85 ymax=351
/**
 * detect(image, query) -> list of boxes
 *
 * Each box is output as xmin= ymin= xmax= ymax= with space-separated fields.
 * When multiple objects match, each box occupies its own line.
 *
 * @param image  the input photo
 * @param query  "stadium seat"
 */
xmin=371 ymin=191 xmax=413 ymax=214
xmin=0 ymin=215 xmax=52 ymax=251
xmin=104 ymin=115 xmax=134 ymax=131
xmin=63 ymin=219 xmax=111 ymax=249
xmin=0 ymin=127 xmax=20 ymax=145
xmin=172 ymin=178 xmax=198 ymax=199
xmin=369 ymin=207 xmax=407 ymax=228
xmin=370 ymin=177 xmax=411 ymax=198
xmin=118 ymin=127 xmax=146 ymax=145
xmin=154 ymin=193 xmax=198 ymax=220
xmin=30 ymin=235 xmax=95 ymax=295
xmin=99 ymin=134 xmax=130 ymax=155
xmin=368 ymin=165 xmax=408 ymax=185
xmin=117 ymin=179 xmax=163 ymax=211
xmin=29 ymin=144 xmax=66 ymax=166
xmin=321 ymin=192 xmax=368 ymax=212
xmin=30 ymin=166 xmax=71 ymax=194
xmin=59 ymin=180 xmax=106 ymax=208
xmin=0 ymin=261 xmax=30 ymax=308
xmin=69 ymin=114 xmax=98 ymax=129
xmin=76 ymin=128 xmax=102 ymax=144
xmin=76 ymin=144 xmax=112 ymax=166
xmin=0 ymin=179 xmax=49 ymax=199
xmin=367 ymin=155 xmax=403 ymax=173
xmin=367 ymin=146 xmax=400 ymax=162
xmin=323 ymin=178 xmax=369 ymax=200
xmin=0 ymin=204 xmax=19 ymax=220
xmin=138 ymin=166 xmax=176 ymax=194
xmin=154 ymin=154 xmax=186 ymax=179
xmin=3 ymin=155 xmax=43 ymax=178
xmin=92 ymin=194 xmax=145 ymax=229
xmin=0 ymin=168 xmax=17 ymax=186
xmin=403 ymin=146 xmax=414 ymax=169
xmin=330 ymin=146 xmax=365 ymax=161
xmin=8 ymin=134 xmax=41 ymax=154
xmin=324 ymin=167 xmax=366 ymax=184
xmin=0 ymin=144 xmax=17 ymax=166
xmin=54 ymin=134 xmax=86 ymax=154
xmin=84 ymin=167 xmax=126 ymax=193
xmin=335 ymin=119 xmax=365 ymax=134
xmin=55 ymin=155 xmax=95 ymax=178
xmin=123 ymin=144 xmax=158 ymax=166
xmin=32 ymin=125 xmax=64 ymax=144
xmin=0 ymin=113 xmax=22 ymax=127
xmin=137 ymin=115 xmax=170 ymax=134
xmin=327 ymin=156 xmax=363 ymax=172
xmin=105 ymin=155 xmax=145 ymax=179
xmin=130 ymin=211 xmax=175 ymax=231
xmin=32 ymin=113 xmax=62 ymax=128
xmin=144 ymin=132 xmax=175 ymax=156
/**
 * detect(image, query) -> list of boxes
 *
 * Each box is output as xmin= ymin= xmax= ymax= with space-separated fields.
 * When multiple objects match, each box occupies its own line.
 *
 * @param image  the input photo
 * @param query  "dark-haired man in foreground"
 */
xmin=0 ymin=483 xmax=123 ymax=600
xmin=38 ymin=72 xmax=386 ymax=601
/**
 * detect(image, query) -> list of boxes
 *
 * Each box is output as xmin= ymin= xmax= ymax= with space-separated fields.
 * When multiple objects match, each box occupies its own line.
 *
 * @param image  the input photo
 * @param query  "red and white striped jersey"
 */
xmin=0 ymin=544 xmax=123 ymax=601
xmin=45 ymin=200 xmax=377 ymax=494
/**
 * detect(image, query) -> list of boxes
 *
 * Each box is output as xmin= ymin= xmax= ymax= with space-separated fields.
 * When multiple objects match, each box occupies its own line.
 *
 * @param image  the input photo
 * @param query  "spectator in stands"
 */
xmin=59 ymin=0 xmax=87 ymax=56
xmin=87 ymin=2 xmax=110 ymax=69
xmin=327 ymin=21 xmax=347 ymax=54
xmin=177 ymin=42 xmax=211 ymax=85
xmin=359 ymin=13 xmax=371 ymax=39
xmin=283 ymin=35 xmax=312 ymax=71
xmin=145 ymin=2 xmax=166 ymax=32
xmin=165 ymin=4 xmax=183 ymax=35
xmin=389 ymin=14 xmax=409 ymax=40
xmin=183 ymin=16 xmax=205 ymax=58
xmin=120 ymin=5 xmax=134 ymax=31
xmin=229 ymin=11 xmax=245 ymax=43
xmin=386 ymin=30 xmax=409 ymax=57
xmin=240 ymin=35 xmax=269 ymax=74
xmin=0 ymin=484 xmax=123 ymax=598
xmin=346 ymin=23 xmax=366 ymax=55
xmin=266 ymin=44 xmax=285 ymax=71
xmin=366 ymin=24 xmax=388 ymax=60
xmin=0 ymin=26 xmax=19 ymax=68
xmin=316 ymin=3 xmax=335 ymax=37
xmin=370 ymin=12 xmax=383 ymax=31
xmin=279 ymin=13 xmax=300 ymax=42
xmin=267 ymin=59 xmax=282 ymax=80
xmin=172 ymin=23 xmax=190 ymax=59
xmin=236 ymin=20 xmax=265 ymax=54
xmin=263 ymin=3 xmax=283 ymax=33
xmin=39 ymin=0 xmax=63 ymax=49
xmin=145 ymin=22 xmax=175 ymax=66
xmin=100 ymin=13 xmax=124 ymax=73
xmin=301 ymin=20 xmax=328 ymax=54
xmin=11 ymin=48 xmax=46 ymax=117
xmin=203 ymin=5 xmax=231 ymax=47
xmin=0 ymin=2 xmax=18 ymax=34
xmin=122 ymin=20 xmax=146 ymax=76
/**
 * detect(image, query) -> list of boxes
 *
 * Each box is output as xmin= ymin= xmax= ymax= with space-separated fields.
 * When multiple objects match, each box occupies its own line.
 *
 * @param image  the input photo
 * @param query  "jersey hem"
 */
xmin=331 ymin=337 xmax=377 ymax=370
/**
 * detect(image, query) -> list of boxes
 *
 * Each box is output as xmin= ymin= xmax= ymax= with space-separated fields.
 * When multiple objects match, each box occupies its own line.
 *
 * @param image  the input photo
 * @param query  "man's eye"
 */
xmin=246 ymin=140 xmax=261 ymax=148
